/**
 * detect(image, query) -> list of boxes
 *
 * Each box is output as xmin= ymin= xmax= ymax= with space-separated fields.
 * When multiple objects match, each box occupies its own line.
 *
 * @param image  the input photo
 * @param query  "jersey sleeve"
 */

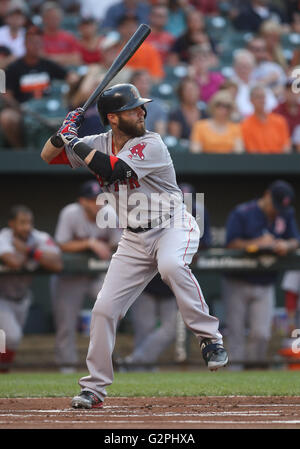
xmin=64 ymin=134 xmax=108 ymax=169
xmin=54 ymin=207 xmax=75 ymax=244
xmin=281 ymin=271 xmax=300 ymax=293
xmin=117 ymin=135 xmax=168 ymax=180
xmin=225 ymin=209 xmax=245 ymax=245
xmin=35 ymin=231 xmax=61 ymax=254
xmin=0 ymin=231 xmax=14 ymax=256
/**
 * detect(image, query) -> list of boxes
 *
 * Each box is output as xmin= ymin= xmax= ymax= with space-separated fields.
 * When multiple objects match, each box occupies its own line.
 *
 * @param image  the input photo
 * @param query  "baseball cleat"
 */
xmin=71 ymin=391 xmax=103 ymax=409
xmin=201 ymin=339 xmax=228 ymax=371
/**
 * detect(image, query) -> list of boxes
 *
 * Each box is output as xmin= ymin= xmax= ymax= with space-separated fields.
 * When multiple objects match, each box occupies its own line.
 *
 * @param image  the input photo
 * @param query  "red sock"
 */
xmin=0 ymin=349 xmax=16 ymax=372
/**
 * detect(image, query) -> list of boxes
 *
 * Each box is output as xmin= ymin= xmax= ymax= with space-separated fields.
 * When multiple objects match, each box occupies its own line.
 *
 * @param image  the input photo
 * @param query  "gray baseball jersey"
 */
xmin=0 ymin=227 xmax=60 ymax=301
xmin=65 ymin=130 xmax=184 ymax=228
xmin=60 ymin=129 xmax=224 ymax=401
xmin=55 ymin=202 xmax=121 ymax=247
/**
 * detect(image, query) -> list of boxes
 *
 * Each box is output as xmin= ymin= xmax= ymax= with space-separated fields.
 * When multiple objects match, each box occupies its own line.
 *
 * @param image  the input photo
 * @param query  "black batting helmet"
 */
xmin=97 ymin=83 xmax=152 ymax=126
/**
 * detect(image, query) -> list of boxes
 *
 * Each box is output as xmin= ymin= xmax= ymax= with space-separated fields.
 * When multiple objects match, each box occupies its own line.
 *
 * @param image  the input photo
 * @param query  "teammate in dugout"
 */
xmin=41 ymin=83 xmax=228 ymax=409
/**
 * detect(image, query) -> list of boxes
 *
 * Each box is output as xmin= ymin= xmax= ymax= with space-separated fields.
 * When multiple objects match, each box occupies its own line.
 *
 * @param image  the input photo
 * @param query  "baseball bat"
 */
xmin=82 ymin=23 xmax=151 ymax=112
xmin=52 ymin=24 xmax=151 ymax=147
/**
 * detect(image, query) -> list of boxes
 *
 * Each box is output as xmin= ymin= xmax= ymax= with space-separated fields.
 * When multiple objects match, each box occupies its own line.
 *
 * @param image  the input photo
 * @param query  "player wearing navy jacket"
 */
xmin=223 ymin=180 xmax=299 ymax=369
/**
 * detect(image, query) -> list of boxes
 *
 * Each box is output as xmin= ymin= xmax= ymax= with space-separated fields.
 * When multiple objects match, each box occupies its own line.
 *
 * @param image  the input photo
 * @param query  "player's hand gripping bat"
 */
xmin=52 ymin=23 xmax=151 ymax=147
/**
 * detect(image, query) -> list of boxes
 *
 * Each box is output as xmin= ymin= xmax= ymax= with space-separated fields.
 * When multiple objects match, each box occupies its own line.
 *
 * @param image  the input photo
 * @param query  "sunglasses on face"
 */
xmin=215 ymin=102 xmax=232 ymax=109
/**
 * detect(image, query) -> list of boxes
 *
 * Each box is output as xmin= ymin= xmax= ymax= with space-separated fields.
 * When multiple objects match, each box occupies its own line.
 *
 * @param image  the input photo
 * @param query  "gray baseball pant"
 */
xmin=223 ymin=277 xmax=274 ymax=364
xmin=0 ymin=295 xmax=31 ymax=349
xmin=51 ymin=275 xmax=103 ymax=367
xmin=79 ymin=213 xmax=223 ymax=400
xmin=129 ymin=291 xmax=178 ymax=363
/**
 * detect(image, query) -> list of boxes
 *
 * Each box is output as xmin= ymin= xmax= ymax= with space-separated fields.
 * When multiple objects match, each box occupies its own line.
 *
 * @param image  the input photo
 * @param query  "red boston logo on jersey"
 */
xmin=129 ymin=143 xmax=146 ymax=160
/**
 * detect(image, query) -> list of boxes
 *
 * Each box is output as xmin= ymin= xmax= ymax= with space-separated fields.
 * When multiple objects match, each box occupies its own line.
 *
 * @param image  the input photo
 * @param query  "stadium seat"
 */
xmin=150 ymin=82 xmax=179 ymax=110
xmin=61 ymin=15 xmax=80 ymax=35
xmin=163 ymin=65 xmax=189 ymax=85
xmin=281 ymin=33 xmax=300 ymax=50
xmin=163 ymin=135 xmax=190 ymax=153
xmin=23 ymin=97 xmax=67 ymax=149
xmin=205 ymin=16 xmax=229 ymax=41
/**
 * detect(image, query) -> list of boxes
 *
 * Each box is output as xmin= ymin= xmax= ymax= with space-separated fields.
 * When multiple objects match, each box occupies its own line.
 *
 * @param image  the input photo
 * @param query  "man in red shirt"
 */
xmin=41 ymin=2 xmax=81 ymax=67
xmin=273 ymin=79 xmax=300 ymax=139
xmin=147 ymin=5 xmax=175 ymax=64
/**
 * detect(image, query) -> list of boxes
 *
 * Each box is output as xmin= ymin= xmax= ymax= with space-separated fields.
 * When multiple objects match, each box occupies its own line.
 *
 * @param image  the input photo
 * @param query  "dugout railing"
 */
xmin=1 ymin=248 xmax=300 ymax=370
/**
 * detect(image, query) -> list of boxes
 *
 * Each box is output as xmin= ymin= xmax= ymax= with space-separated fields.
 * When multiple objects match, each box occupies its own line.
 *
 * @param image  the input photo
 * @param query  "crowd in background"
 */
xmin=0 ymin=0 xmax=300 ymax=152
xmin=1 ymin=0 xmax=300 ymax=372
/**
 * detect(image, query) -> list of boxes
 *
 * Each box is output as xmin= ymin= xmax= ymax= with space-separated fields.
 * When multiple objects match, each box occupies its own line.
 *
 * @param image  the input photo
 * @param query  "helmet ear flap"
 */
xmin=141 ymin=105 xmax=147 ymax=120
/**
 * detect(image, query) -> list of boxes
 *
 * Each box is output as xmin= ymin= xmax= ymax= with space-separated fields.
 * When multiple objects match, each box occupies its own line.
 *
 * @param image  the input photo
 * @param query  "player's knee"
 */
xmin=0 ymin=108 xmax=21 ymax=127
xmin=158 ymin=256 xmax=183 ymax=281
xmin=4 ymin=328 xmax=22 ymax=350
xmin=92 ymin=296 xmax=117 ymax=321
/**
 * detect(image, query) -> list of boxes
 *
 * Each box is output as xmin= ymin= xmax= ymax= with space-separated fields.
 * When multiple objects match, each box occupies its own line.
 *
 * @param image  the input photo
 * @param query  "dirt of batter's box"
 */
xmin=1 ymin=396 xmax=300 ymax=429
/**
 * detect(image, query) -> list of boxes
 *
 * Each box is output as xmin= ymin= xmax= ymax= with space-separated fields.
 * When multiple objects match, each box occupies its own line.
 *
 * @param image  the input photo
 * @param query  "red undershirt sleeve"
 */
xmin=285 ymin=291 xmax=298 ymax=312
xmin=49 ymin=149 xmax=71 ymax=166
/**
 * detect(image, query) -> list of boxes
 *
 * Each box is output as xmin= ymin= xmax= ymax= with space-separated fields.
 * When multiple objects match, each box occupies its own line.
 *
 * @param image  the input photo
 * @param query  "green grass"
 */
xmin=1 ymin=370 xmax=300 ymax=398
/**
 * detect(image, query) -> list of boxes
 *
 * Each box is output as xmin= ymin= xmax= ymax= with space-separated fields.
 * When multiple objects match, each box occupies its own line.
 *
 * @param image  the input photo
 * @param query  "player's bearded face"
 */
xmin=117 ymin=108 xmax=146 ymax=137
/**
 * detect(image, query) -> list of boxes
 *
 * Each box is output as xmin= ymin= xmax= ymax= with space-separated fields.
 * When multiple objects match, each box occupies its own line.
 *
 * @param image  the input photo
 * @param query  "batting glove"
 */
xmin=63 ymin=107 xmax=84 ymax=127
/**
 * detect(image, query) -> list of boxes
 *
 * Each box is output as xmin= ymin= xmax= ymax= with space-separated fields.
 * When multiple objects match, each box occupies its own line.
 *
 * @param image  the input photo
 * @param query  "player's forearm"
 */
xmin=70 ymin=140 xmax=136 ymax=183
xmin=227 ymin=238 xmax=264 ymax=250
xmin=1 ymin=253 xmax=27 ymax=270
xmin=59 ymin=239 xmax=92 ymax=253
xmin=38 ymin=252 xmax=63 ymax=272
xmin=41 ymin=138 xmax=64 ymax=163
xmin=285 ymin=239 xmax=299 ymax=252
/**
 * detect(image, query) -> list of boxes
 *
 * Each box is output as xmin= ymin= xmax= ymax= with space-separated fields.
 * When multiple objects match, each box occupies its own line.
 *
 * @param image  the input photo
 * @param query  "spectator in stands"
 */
xmin=116 ymin=15 xmax=164 ymax=82
xmin=218 ymin=79 xmax=241 ymax=122
xmin=51 ymin=180 xmax=120 ymax=373
xmin=102 ymin=0 xmax=150 ymax=31
xmin=0 ymin=205 xmax=62 ymax=372
xmin=169 ymin=9 xmax=215 ymax=65
xmin=77 ymin=17 xmax=103 ymax=65
xmin=259 ymin=20 xmax=287 ymax=70
xmin=223 ymin=180 xmax=299 ymax=369
xmin=147 ymin=4 xmax=175 ymax=64
xmin=285 ymin=0 xmax=300 ymax=25
xmin=291 ymin=126 xmax=300 ymax=153
xmin=67 ymin=35 xmax=133 ymax=137
xmin=28 ymin=0 xmax=81 ymax=15
xmin=0 ymin=0 xmax=11 ymax=27
xmin=232 ymin=0 xmax=287 ymax=33
xmin=79 ymin=0 xmax=119 ymax=23
xmin=0 ymin=25 xmax=77 ymax=148
xmin=190 ymin=0 xmax=219 ymax=15
xmin=273 ymin=79 xmax=300 ymax=146
xmin=188 ymin=43 xmax=225 ymax=103
xmin=164 ymin=0 xmax=188 ymax=38
xmin=0 ymin=1 xmax=27 ymax=67
xmin=168 ymin=77 xmax=205 ymax=140
xmin=247 ymin=36 xmax=287 ymax=99
xmin=41 ymin=2 xmax=81 ymax=67
xmin=290 ymin=11 xmax=300 ymax=34
xmin=130 ymin=70 xmax=168 ymax=136
xmin=232 ymin=49 xmax=278 ymax=118
xmin=190 ymin=89 xmax=244 ymax=153
xmin=242 ymin=85 xmax=291 ymax=153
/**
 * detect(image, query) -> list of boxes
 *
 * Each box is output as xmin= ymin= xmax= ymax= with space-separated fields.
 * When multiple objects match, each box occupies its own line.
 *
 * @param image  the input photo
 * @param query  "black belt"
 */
xmin=127 ymin=213 xmax=171 ymax=233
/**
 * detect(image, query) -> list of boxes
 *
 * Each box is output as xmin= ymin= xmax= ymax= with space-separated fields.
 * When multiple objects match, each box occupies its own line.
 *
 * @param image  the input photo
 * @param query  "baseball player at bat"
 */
xmin=41 ymin=83 xmax=228 ymax=409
